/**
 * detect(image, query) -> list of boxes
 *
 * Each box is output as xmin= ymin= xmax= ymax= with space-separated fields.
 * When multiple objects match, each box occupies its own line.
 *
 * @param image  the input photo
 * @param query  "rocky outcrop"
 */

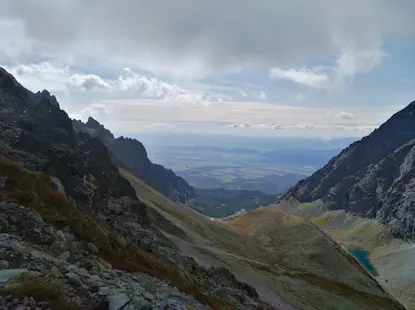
xmin=281 ymin=100 xmax=415 ymax=241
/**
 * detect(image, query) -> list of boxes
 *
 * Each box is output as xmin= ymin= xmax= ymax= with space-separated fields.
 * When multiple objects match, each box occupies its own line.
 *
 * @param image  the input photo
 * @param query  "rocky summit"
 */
xmin=0 ymin=66 xmax=407 ymax=310
xmin=281 ymin=100 xmax=415 ymax=241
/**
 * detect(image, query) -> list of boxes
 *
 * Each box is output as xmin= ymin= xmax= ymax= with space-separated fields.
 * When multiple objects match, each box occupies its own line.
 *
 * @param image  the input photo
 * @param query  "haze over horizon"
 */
xmin=1 ymin=1 xmax=415 ymax=139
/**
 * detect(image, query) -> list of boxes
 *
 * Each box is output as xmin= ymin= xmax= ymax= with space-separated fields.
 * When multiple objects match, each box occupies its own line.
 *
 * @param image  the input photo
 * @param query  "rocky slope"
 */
xmin=72 ymin=118 xmax=274 ymax=217
xmin=0 ymin=66 xmax=406 ymax=309
xmin=0 ymin=66 xmax=271 ymax=309
xmin=281 ymin=100 xmax=415 ymax=241
xmin=121 ymin=169 xmax=405 ymax=310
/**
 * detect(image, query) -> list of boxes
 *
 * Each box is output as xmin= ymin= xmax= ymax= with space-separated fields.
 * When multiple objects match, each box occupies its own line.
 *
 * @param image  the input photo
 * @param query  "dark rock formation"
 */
xmin=281 ymin=100 xmax=415 ymax=240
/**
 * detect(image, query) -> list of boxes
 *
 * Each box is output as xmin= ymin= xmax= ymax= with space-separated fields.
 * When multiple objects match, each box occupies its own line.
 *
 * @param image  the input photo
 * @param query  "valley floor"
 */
xmin=121 ymin=169 xmax=405 ymax=310
xmin=276 ymin=199 xmax=415 ymax=309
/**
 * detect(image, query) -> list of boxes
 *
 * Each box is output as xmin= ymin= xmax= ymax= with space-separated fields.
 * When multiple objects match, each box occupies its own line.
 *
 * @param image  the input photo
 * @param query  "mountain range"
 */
xmin=278 ymin=100 xmax=415 ymax=308
xmin=281 ymin=101 xmax=415 ymax=240
xmin=0 ymin=65 xmax=410 ymax=309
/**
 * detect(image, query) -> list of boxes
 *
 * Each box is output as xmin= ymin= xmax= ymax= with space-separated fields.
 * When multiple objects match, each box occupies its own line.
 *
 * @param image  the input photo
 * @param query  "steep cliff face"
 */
xmin=281 ymin=100 xmax=415 ymax=240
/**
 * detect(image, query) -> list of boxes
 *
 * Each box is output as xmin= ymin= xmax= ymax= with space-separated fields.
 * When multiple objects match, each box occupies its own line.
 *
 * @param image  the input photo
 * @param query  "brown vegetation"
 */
xmin=0 ymin=276 xmax=82 ymax=310
xmin=0 ymin=159 xmax=230 ymax=309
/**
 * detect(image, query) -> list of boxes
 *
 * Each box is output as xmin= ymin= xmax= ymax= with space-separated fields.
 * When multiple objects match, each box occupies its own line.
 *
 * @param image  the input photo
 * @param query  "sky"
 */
xmin=1 ymin=1 xmax=415 ymax=139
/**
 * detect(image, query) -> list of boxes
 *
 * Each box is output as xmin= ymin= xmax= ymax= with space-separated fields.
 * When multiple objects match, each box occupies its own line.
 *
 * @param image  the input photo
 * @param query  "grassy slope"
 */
xmin=121 ymin=168 xmax=404 ymax=310
xmin=275 ymin=199 xmax=415 ymax=309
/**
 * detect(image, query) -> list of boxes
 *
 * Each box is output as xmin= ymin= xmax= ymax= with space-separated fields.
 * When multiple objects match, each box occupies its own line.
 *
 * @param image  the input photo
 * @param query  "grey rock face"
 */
xmin=282 ymin=100 xmax=415 ymax=241
xmin=87 ymin=242 xmax=100 ymax=254
xmin=65 ymin=272 xmax=83 ymax=287
xmin=59 ymin=251 xmax=70 ymax=261
xmin=0 ymin=260 xmax=9 ymax=270
xmin=0 ymin=269 xmax=28 ymax=284
xmin=107 ymin=294 xmax=130 ymax=310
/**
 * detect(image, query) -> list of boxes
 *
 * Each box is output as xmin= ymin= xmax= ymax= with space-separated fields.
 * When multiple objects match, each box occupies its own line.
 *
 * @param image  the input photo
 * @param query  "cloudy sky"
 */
xmin=1 ymin=1 xmax=415 ymax=138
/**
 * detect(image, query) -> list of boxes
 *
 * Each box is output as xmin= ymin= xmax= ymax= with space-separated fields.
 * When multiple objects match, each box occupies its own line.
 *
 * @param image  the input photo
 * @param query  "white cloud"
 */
xmin=327 ymin=111 xmax=356 ymax=120
xmin=238 ymin=90 xmax=248 ymax=97
xmin=68 ymin=74 xmax=112 ymax=91
xmin=295 ymin=93 xmax=308 ymax=101
xmin=227 ymin=122 xmax=251 ymax=129
xmin=255 ymin=91 xmax=268 ymax=101
xmin=72 ymin=99 xmax=382 ymax=134
xmin=270 ymin=48 xmax=386 ymax=90
xmin=270 ymin=67 xmax=330 ymax=89
xmin=80 ymin=103 xmax=114 ymax=120
xmin=272 ymin=124 xmax=284 ymax=130
xmin=3 ymin=0 xmax=413 ymax=77
xmin=3 ymin=62 xmax=227 ymax=103
xmin=336 ymin=48 xmax=387 ymax=77
xmin=226 ymin=122 xmax=377 ymax=133
xmin=4 ymin=62 xmax=70 ymax=92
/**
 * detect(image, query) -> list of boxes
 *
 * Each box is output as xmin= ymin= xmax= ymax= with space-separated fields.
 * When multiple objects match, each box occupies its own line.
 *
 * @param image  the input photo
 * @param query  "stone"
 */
xmin=0 ymin=176 xmax=7 ymax=188
xmin=50 ymin=176 xmax=65 ymax=194
xmin=47 ymin=267 xmax=59 ymax=279
xmin=55 ymin=230 xmax=66 ymax=246
xmin=107 ymin=294 xmax=130 ymax=310
xmin=98 ymin=287 xmax=110 ymax=296
xmin=88 ymin=274 xmax=102 ymax=282
xmin=116 ymin=235 xmax=127 ymax=247
xmin=0 ymin=269 xmax=28 ymax=284
xmin=143 ymin=292 xmax=154 ymax=300
xmin=30 ymin=250 xmax=56 ymax=262
xmin=14 ymin=243 xmax=30 ymax=254
xmin=98 ymin=259 xmax=112 ymax=270
xmin=57 ymin=260 xmax=68 ymax=273
xmin=29 ymin=296 xmax=36 ymax=309
xmin=0 ymin=260 xmax=9 ymax=270
xmin=133 ymin=285 xmax=145 ymax=296
xmin=65 ymin=272 xmax=83 ymax=287
xmin=59 ymin=251 xmax=70 ymax=261
xmin=87 ymin=242 xmax=100 ymax=254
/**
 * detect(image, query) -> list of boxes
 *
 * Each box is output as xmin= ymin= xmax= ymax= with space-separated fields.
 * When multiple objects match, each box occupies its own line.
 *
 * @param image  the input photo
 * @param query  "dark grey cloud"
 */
xmin=5 ymin=0 xmax=413 ymax=73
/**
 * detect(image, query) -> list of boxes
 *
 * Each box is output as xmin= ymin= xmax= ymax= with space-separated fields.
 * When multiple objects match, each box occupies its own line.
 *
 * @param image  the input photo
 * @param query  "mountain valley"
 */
xmin=0 ymin=66 xmax=410 ymax=310
xmin=277 ymin=100 xmax=415 ymax=308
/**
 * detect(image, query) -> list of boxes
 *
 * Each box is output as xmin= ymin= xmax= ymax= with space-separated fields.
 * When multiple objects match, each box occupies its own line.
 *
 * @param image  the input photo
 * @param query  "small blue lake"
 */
xmin=348 ymin=248 xmax=378 ymax=276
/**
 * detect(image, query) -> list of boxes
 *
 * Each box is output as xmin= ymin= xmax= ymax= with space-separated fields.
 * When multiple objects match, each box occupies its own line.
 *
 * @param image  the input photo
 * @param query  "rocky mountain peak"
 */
xmin=73 ymin=117 xmax=115 ymax=143
xmin=86 ymin=116 xmax=102 ymax=129
xmin=0 ymin=67 xmax=30 ymax=100
xmin=34 ymin=89 xmax=60 ymax=108
xmin=282 ymin=99 xmax=415 ymax=241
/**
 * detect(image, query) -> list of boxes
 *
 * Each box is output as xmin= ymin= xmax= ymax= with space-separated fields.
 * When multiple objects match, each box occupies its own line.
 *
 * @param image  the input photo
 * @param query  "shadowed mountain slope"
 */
xmin=281 ymin=100 xmax=415 ymax=241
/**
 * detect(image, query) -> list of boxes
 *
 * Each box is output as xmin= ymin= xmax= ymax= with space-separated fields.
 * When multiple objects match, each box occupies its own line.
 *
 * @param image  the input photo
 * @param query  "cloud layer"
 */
xmin=5 ymin=62 xmax=228 ymax=103
xmin=4 ymin=0 xmax=414 ymax=76
xmin=70 ymin=99 xmax=384 ymax=136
